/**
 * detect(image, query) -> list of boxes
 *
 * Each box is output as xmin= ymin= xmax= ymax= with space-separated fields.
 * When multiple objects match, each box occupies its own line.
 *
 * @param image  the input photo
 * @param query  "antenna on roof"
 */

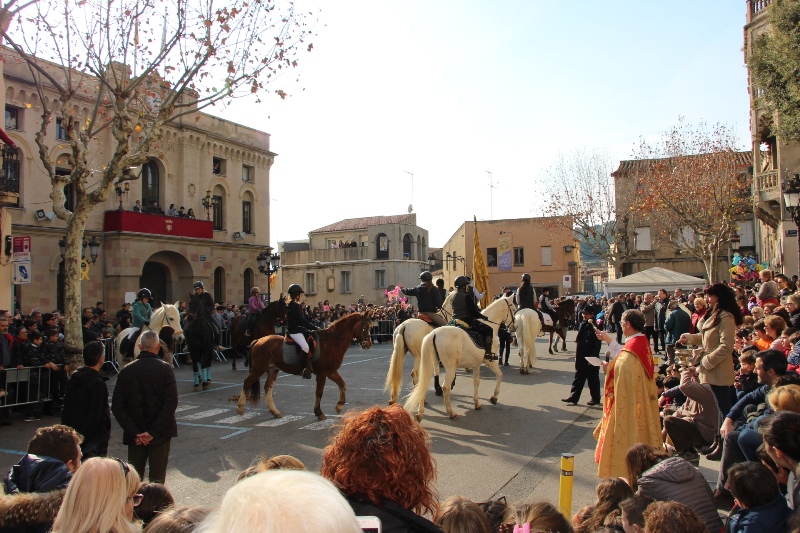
xmin=408 ymin=204 xmax=413 ymax=214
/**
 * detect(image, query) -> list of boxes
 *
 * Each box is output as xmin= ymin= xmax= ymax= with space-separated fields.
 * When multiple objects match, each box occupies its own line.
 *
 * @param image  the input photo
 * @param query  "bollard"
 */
xmin=558 ymin=453 xmax=574 ymax=519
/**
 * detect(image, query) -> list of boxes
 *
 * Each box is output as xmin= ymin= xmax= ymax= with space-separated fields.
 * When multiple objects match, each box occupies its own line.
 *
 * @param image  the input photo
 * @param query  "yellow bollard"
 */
xmin=558 ymin=453 xmax=574 ymax=519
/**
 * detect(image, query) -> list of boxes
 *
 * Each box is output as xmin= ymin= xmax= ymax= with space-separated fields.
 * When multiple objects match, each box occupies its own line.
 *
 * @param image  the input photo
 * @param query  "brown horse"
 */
xmin=236 ymin=312 xmax=373 ymax=420
xmin=229 ymin=298 xmax=287 ymax=365
xmin=542 ymin=298 xmax=576 ymax=354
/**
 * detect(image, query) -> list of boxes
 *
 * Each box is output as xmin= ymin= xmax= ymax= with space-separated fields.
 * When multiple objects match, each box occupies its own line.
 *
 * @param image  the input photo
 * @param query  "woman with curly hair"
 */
xmin=574 ymin=478 xmax=633 ymax=533
xmin=320 ymin=404 xmax=441 ymax=533
xmin=642 ymin=501 xmax=706 ymax=533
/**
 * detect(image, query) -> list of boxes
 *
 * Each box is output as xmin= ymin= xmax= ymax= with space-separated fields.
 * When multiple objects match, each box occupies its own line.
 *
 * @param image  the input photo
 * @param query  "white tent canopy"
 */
xmin=604 ymin=267 xmax=706 ymax=295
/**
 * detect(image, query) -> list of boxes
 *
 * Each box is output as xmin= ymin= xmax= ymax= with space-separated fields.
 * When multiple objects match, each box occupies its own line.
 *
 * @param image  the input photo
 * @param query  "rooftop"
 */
xmin=310 ymin=214 xmax=414 ymax=234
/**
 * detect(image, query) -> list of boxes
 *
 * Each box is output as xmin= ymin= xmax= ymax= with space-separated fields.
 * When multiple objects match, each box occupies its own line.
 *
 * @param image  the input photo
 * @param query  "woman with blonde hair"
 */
xmin=765 ymin=314 xmax=788 ymax=351
xmin=690 ymin=298 xmax=706 ymax=334
xmin=769 ymin=384 xmax=800 ymax=414
xmin=434 ymin=496 xmax=490 ymax=533
xmin=51 ymin=457 xmax=141 ymax=533
xmin=506 ymin=501 xmax=573 ymax=533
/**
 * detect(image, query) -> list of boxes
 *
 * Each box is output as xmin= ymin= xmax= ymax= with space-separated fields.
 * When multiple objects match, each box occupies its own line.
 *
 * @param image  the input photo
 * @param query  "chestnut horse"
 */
xmin=229 ymin=298 xmax=288 ymax=365
xmin=543 ymin=298 xmax=576 ymax=354
xmin=236 ymin=312 xmax=373 ymax=420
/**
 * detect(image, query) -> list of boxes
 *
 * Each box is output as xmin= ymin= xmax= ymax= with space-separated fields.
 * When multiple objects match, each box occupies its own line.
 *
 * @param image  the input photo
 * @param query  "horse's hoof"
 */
xmin=520 ymin=368 xmax=525 ymax=375
xmin=490 ymin=397 xmax=498 ymax=405
xmin=475 ymin=404 xmax=482 ymax=410
xmin=388 ymin=400 xmax=395 ymax=405
xmin=449 ymin=413 xmax=459 ymax=420
xmin=317 ymin=414 xmax=327 ymax=421
xmin=416 ymin=414 xmax=424 ymax=422
xmin=272 ymin=412 xmax=282 ymax=418
xmin=236 ymin=407 xmax=244 ymax=415
xmin=335 ymin=404 xmax=344 ymax=414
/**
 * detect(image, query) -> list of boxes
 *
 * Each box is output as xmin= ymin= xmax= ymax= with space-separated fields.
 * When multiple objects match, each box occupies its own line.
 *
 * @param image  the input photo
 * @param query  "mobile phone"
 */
xmin=356 ymin=516 xmax=382 ymax=533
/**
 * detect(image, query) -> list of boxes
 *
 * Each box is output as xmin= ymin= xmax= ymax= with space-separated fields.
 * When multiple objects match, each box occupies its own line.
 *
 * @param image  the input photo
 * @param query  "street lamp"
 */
xmin=445 ymin=252 xmax=466 ymax=275
xmin=782 ymin=172 xmax=800 ymax=273
xmin=114 ymin=180 xmax=130 ymax=210
xmin=428 ymin=252 xmax=436 ymax=270
xmin=201 ymin=189 xmax=216 ymax=221
xmin=58 ymin=235 xmax=100 ymax=264
xmin=257 ymin=248 xmax=281 ymax=303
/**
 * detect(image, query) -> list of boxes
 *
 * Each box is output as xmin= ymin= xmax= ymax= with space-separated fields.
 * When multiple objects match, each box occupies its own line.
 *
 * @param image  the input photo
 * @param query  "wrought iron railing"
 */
xmin=0 ymin=144 xmax=20 ymax=195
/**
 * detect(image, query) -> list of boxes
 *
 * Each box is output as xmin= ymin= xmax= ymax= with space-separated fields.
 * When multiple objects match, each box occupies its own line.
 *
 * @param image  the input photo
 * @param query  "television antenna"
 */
xmin=403 ymin=170 xmax=414 ymax=213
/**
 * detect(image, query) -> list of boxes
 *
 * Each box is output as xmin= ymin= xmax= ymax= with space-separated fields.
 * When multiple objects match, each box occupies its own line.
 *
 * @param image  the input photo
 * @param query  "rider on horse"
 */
xmin=192 ymin=281 xmax=215 ymax=319
xmin=246 ymin=286 xmax=265 ymax=336
xmin=539 ymin=287 xmax=559 ymax=328
xmin=286 ymin=284 xmax=319 ymax=379
xmin=130 ymin=288 xmax=152 ymax=335
xmin=450 ymin=275 xmax=498 ymax=361
xmin=400 ymin=271 xmax=446 ymax=327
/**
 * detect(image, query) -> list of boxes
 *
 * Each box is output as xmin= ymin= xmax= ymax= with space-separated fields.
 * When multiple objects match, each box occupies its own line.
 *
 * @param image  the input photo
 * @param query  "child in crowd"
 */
xmin=434 ymin=496 xmax=491 ymax=533
xmin=619 ymin=494 xmax=654 ymax=533
xmin=727 ymin=462 xmax=791 ymax=532
xmin=735 ymin=352 xmax=760 ymax=399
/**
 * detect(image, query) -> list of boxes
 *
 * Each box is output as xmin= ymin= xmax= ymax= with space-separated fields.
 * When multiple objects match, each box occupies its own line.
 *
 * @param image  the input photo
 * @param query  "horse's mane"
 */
xmin=327 ymin=311 xmax=366 ymax=328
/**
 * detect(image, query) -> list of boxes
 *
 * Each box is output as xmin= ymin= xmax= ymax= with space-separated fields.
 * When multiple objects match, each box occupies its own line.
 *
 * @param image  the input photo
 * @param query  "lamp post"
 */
xmin=202 ymin=189 xmax=216 ymax=221
xmin=257 ymin=248 xmax=281 ymax=303
xmin=445 ymin=252 xmax=466 ymax=275
xmin=59 ymin=235 xmax=100 ymax=264
xmin=782 ymin=172 xmax=800 ymax=274
xmin=114 ymin=180 xmax=130 ymax=210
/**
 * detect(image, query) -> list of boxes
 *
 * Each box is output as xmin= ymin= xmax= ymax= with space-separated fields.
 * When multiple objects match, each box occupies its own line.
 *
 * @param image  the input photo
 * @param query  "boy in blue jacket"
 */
xmin=726 ymin=461 xmax=791 ymax=532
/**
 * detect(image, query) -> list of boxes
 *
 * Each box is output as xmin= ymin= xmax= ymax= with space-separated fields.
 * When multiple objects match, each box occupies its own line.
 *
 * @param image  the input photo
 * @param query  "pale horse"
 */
xmin=404 ymin=294 xmax=516 ymax=421
xmin=115 ymin=302 xmax=184 ymax=366
xmin=513 ymin=308 xmax=541 ymax=375
xmin=384 ymin=291 xmax=455 ymax=404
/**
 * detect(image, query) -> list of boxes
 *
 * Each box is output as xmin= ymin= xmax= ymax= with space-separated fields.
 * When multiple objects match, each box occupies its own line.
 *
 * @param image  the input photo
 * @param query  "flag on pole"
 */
xmin=472 ymin=216 xmax=490 ymax=309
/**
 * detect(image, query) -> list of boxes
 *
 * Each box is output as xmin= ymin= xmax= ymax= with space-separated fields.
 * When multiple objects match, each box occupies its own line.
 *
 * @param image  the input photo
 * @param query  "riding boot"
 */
xmin=299 ymin=353 xmax=312 ymax=379
xmin=483 ymin=336 xmax=498 ymax=361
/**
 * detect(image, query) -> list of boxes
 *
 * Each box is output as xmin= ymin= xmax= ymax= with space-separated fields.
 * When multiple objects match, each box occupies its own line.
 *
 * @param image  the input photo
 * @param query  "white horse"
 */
xmin=513 ymin=309 xmax=541 ymax=375
xmin=404 ymin=294 xmax=516 ymax=421
xmin=385 ymin=292 xmax=455 ymax=404
xmin=115 ymin=302 xmax=184 ymax=366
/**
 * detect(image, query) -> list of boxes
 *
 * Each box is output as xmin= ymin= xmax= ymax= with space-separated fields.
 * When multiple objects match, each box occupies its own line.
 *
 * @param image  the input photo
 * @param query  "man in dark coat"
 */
xmin=61 ymin=341 xmax=110 ymax=459
xmin=4 ymin=424 xmax=82 ymax=495
xmin=112 ymin=330 xmax=178 ymax=484
xmin=611 ymin=295 xmax=626 ymax=344
xmin=401 ymin=271 xmax=445 ymax=327
xmin=654 ymin=288 xmax=669 ymax=354
xmin=562 ymin=304 xmax=602 ymax=406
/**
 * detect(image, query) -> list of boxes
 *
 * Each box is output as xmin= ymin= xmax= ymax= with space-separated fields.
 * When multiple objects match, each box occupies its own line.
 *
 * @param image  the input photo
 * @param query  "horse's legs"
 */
xmin=548 ymin=331 xmax=555 ymax=355
xmin=312 ymin=373 xmax=328 ymax=421
xmin=472 ymin=365 xmax=482 ymax=410
xmin=237 ymin=370 xmax=259 ymax=415
xmin=488 ymin=360 xmax=503 ymax=405
xmin=411 ymin=350 xmax=420 ymax=387
xmin=191 ymin=358 xmax=201 ymax=389
xmin=561 ymin=326 xmax=568 ymax=350
xmin=441 ymin=364 xmax=459 ymax=419
xmin=328 ymin=370 xmax=347 ymax=414
xmin=264 ymin=366 xmax=282 ymax=418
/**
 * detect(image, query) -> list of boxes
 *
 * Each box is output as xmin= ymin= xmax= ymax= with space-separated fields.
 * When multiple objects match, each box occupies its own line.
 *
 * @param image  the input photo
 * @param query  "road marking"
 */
xmin=176 ymin=421 xmax=252 ymax=440
xmin=301 ymin=419 xmax=336 ymax=430
xmin=178 ymin=408 xmax=228 ymax=420
xmin=256 ymin=415 xmax=303 ymax=427
xmin=215 ymin=411 xmax=259 ymax=424
xmin=175 ymin=404 xmax=200 ymax=413
xmin=0 ymin=447 xmax=26 ymax=457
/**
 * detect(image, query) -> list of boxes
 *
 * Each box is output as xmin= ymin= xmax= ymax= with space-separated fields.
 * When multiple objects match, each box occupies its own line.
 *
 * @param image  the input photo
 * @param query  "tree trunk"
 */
xmin=63 ymin=204 xmax=90 ymax=371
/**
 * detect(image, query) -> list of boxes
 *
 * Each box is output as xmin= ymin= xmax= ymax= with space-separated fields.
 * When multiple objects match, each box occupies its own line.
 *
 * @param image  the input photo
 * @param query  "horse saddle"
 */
xmin=446 ymin=319 xmax=486 ymax=350
xmin=540 ymin=313 xmax=554 ymax=327
xmin=419 ymin=313 xmax=443 ymax=328
xmin=282 ymin=332 xmax=321 ymax=365
xmin=120 ymin=329 xmax=142 ymax=360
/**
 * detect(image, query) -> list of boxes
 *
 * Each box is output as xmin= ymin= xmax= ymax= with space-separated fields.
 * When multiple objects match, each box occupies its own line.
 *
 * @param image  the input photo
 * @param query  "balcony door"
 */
xmin=141 ymin=160 xmax=159 ymax=208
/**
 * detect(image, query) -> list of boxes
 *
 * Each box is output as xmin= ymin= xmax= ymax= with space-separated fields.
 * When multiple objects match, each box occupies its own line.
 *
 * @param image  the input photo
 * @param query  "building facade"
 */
xmin=0 ymin=47 xmax=275 ymax=313
xmin=744 ymin=0 xmax=800 ymax=276
xmin=440 ymin=217 xmax=580 ymax=297
xmin=278 ymin=214 xmax=432 ymax=305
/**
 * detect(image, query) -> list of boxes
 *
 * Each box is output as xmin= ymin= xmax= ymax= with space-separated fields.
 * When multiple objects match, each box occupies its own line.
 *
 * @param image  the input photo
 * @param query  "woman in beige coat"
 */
xmin=680 ymin=283 xmax=743 ymax=416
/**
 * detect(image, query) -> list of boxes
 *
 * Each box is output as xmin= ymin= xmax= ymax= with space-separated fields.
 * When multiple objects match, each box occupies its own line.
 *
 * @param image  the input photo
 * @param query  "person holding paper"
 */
xmin=562 ymin=303 xmax=602 ymax=406
xmin=593 ymin=309 xmax=663 ymax=478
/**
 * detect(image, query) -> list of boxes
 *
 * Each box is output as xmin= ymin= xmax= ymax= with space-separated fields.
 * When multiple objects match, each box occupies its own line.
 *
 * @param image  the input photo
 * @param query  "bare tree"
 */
xmin=631 ymin=119 xmax=752 ymax=282
xmin=538 ymin=148 xmax=642 ymax=279
xmin=0 ymin=0 xmax=316 ymax=351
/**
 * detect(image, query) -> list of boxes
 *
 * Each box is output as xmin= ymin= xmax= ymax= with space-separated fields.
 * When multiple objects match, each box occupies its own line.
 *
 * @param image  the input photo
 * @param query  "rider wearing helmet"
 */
xmin=286 ymin=284 xmax=318 ymax=379
xmin=192 ymin=281 xmax=215 ymax=320
xmin=450 ymin=276 xmax=497 ymax=361
xmin=246 ymin=286 xmax=265 ymax=336
xmin=132 ymin=288 xmax=153 ymax=329
xmin=539 ymin=287 xmax=559 ymax=328
xmin=515 ymin=273 xmax=536 ymax=310
xmin=400 ymin=271 xmax=445 ymax=327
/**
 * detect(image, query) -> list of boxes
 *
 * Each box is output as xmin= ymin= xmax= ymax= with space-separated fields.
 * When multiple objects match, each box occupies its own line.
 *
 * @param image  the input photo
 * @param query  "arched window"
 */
xmin=242 ymin=190 xmax=254 ymax=234
xmin=243 ymin=268 xmax=254 ymax=304
xmin=375 ymin=233 xmax=389 ymax=260
xmin=141 ymin=160 xmax=159 ymax=207
xmin=403 ymin=233 xmax=413 ymax=260
xmin=214 ymin=266 xmax=225 ymax=303
xmin=212 ymin=184 xmax=225 ymax=231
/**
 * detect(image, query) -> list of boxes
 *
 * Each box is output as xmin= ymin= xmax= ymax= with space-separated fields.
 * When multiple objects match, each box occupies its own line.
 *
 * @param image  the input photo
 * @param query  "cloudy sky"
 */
xmin=218 ymin=0 xmax=752 ymax=248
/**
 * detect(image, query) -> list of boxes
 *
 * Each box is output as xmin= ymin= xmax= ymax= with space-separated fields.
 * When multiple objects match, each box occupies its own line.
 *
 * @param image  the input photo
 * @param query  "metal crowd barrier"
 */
xmin=370 ymin=320 xmax=396 ymax=341
xmin=0 ymin=365 xmax=59 ymax=407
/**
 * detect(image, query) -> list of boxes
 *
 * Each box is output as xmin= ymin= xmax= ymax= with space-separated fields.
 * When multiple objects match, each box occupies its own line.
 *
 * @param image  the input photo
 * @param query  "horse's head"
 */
xmin=353 ymin=311 xmax=373 ymax=350
xmin=487 ymin=294 xmax=516 ymax=327
xmin=163 ymin=301 xmax=184 ymax=344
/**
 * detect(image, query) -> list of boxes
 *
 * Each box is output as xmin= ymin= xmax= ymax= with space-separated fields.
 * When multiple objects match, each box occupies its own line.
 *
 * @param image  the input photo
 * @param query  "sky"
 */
xmin=215 ymin=0 xmax=752 ymax=249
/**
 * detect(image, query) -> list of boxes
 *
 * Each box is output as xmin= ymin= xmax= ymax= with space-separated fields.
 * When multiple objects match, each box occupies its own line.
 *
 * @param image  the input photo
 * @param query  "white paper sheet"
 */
xmin=585 ymin=356 xmax=603 ymax=367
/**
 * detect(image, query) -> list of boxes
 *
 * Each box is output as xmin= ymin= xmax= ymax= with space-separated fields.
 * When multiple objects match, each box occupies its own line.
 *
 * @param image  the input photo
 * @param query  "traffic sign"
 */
xmin=12 ymin=236 xmax=30 ymax=261
xmin=13 ymin=261 xmax=31 ymax=284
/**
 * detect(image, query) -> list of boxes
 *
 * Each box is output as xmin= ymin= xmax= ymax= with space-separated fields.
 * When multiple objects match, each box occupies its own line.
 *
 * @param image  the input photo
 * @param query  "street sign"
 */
xmin=12 ymin=236 xmax=30 ymax=261
xmin=787 ymin=230 xmax=798 ymax=238
xmin=200 ymin=254 xmax=206 ymax=261
xmin=13 ymin=261 xmax=31 ymax=284
xmin=562 ymin=275 xmax=572 ymax=288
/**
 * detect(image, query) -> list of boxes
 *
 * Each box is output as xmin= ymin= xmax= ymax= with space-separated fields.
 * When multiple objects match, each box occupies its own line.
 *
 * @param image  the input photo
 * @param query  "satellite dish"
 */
xmin=408 ymin=204 xmax=413 ymax=213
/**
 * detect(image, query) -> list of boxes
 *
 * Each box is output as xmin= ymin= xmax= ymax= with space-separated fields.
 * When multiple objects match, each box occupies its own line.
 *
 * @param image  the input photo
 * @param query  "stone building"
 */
xmin=439 ymin=217 xmax=580 ymax=297
xmin=0 ymin=47 xmax=274 ymax=312
xmin=278 ymin=214 xmax=432 ymax=305
xmin=744 ymin=0 xmax=800 ymax=275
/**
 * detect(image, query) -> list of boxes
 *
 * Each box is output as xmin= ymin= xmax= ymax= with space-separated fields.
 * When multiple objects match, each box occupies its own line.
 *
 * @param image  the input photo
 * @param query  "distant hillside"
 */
xmin=576 ymin=225 xmax=610 ymax=266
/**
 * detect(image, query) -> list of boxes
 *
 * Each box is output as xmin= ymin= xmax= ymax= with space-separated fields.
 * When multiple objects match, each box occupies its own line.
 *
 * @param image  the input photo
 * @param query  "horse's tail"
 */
xmin=520 ymin=312 xmax=538 ymax=365
xmin=248 ymin=375 xmax=261 ymax=407
xmin=404 ymin=332 xmax=436 ymax=413
xmin=384 ymin=323 xmax=408 ymax=393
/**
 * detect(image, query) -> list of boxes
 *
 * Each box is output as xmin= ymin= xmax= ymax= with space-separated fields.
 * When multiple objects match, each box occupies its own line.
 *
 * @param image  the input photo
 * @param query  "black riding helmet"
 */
xmin=522 ymin=273 xmax=531 ymax=282
xmin=419 ymin=271 xmax=433 ymax=282
xmin=137 ymin=288 xmax=152 ymax=300
xmin=193 ymin=281 xmax=204 ymax=290
xmin=454 ymin=276 xmax=470 ymax=289
xmin=287 ymin=284 xmax=304 ymax=295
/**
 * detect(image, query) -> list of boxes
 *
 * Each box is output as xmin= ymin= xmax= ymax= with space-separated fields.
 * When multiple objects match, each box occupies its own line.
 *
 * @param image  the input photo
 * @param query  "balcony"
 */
xmin=756 ymin=170 xmax=780 ymax=203
xmin=103 ymin=210 xmax=213 ymax=239
xmin=748 ymin=0 xmax=772 ymax=23
xmin=0 ymin=145 xmax=19 ymax=207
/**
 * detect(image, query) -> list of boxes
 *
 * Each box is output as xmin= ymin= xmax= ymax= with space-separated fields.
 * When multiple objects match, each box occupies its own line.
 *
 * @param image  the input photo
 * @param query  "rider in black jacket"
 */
xmin=450 ymin=276 xmax=497 ymax=361
xmin=286 ymin=284 xmax=318 ymax=379
xmin=401 ymin=271 xmax=445 ymax=327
